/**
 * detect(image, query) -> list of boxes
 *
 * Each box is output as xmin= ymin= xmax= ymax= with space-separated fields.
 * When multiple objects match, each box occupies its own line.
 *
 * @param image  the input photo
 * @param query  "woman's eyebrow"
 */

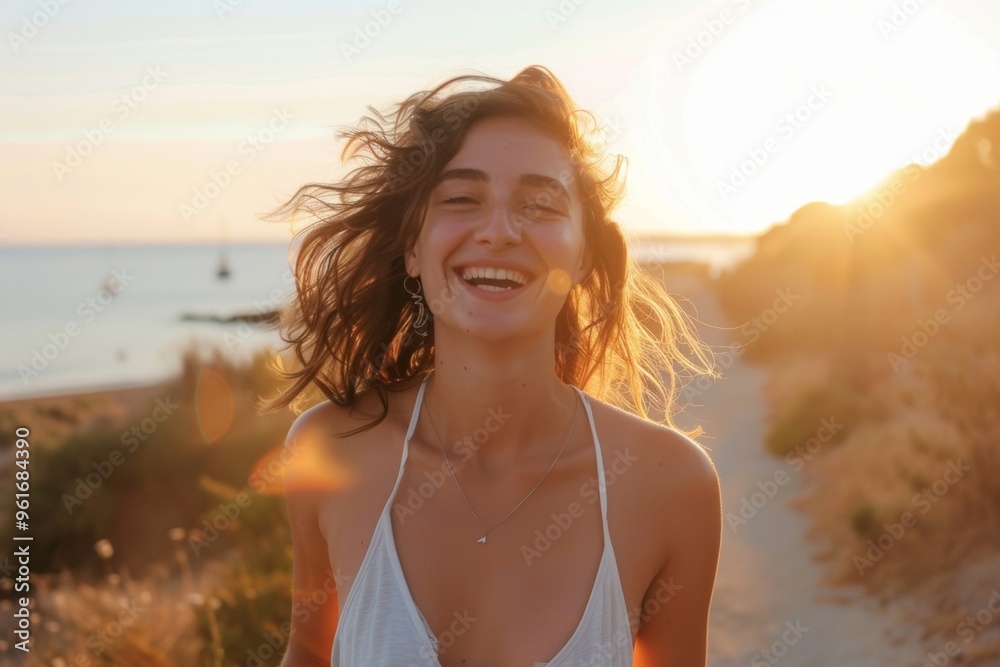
xmin=435 ymin=168 xmax=488 ymax=185
xmin=435 ymin=169 xmax=570 ymax=200
xmin=519 ymin=173 xmax=570 ymax=201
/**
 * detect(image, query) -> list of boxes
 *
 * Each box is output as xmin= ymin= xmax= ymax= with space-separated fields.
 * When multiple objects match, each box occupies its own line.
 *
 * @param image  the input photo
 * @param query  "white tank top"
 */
xmin=330 ymin=372 xmax=635 ymax=666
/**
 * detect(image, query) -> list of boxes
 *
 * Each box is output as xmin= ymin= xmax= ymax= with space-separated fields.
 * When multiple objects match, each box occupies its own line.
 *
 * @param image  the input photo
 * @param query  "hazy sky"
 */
xmin=3 ymin=0 xmax=1000 ymax=245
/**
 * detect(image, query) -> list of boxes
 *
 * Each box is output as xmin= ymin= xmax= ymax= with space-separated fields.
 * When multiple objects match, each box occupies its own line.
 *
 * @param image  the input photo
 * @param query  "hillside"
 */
xmin=712 ymin=104 xmax=1000 ymax=660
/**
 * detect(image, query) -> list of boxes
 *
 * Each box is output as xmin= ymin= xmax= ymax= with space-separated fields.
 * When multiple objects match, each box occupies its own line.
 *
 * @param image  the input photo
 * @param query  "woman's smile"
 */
xmin=450 ymin=264 xmax=538 ymax=301
xmin=458 ymin=265 xmax=530 ymax=288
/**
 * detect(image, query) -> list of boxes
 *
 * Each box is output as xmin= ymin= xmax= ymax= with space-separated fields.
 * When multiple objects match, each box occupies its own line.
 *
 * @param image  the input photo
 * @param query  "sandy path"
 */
xmin=661 ymin=273 xmax=926 ymax=667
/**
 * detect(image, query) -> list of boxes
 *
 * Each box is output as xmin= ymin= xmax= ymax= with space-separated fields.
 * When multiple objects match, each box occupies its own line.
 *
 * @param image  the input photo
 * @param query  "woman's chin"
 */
xmin=436 ymin=317 xmax=539 ymax=343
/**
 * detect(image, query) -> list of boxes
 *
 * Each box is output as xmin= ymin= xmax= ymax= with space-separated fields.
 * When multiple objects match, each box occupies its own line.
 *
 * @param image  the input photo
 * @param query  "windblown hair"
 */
xmin=257 ymin=65 xmax=716 ymax=437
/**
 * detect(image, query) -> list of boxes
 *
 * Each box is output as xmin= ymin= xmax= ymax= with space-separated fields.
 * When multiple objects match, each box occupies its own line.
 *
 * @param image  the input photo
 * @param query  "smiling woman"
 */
xmin=258 ymin=66 xmax=722 ymax=667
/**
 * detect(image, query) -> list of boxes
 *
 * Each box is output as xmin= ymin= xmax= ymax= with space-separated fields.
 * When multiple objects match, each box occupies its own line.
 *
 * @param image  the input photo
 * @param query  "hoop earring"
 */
xmin=403 ymin=274 xmax=430 ymax=337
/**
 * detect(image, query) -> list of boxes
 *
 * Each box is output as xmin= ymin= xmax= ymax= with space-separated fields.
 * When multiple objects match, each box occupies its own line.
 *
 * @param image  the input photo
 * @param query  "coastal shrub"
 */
xmin=192 ymin=515 xmax=295 ymax=666
xmin=23 ymin=343 xmax=293 ymax=577
xmin=764 ymin=383 xmax=861 ymax=457
xmin=849 ymin=502 xmax=880 ymax=540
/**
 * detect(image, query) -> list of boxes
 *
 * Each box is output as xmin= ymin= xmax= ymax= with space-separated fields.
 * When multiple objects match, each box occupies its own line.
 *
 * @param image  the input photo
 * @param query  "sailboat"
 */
xmin=216 ymin=253 xmax=231 ymax=280
xmin=216 ymin=216 xmax=231 ymax=280
xmin=100 ymin=243 xmax=122 ymax=295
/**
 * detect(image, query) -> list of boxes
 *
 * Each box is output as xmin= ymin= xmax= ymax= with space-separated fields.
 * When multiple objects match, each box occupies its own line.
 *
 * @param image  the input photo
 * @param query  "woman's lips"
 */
xmin=451 ymin=267 xmax=532 ymax=299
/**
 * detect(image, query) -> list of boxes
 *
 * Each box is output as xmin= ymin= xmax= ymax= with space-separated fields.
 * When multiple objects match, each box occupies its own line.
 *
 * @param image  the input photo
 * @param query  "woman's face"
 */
xmin=405 ymin=115 xmax=592 ymax=341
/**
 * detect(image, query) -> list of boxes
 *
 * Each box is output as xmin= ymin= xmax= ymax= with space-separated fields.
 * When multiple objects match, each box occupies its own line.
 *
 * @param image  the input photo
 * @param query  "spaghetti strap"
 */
xmin=379 ymin=371 xmax=433 ymax=521
xmin=571 ymin=385 xmax=610 ymax=538
xmin=405 ymin=372 xmax=433 ymax=443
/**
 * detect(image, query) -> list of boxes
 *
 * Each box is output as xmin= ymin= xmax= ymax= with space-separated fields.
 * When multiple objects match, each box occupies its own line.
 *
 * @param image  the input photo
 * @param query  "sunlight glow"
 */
xmin=627 ymin=2 xmax=1000 ymax=236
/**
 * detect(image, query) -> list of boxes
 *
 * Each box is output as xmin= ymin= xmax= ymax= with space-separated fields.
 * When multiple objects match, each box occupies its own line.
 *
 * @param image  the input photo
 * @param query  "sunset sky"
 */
xmin=3 ymin=0 xmax=1000 ymax=245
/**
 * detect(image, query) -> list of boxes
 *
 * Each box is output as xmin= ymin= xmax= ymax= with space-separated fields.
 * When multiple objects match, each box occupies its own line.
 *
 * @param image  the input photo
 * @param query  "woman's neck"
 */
xmin=420 ymin=346 xmax=579 ymax=472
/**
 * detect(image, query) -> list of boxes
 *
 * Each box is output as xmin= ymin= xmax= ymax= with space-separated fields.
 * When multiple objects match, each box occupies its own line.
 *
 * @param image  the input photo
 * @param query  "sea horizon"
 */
xmin=1 ymin=236 xmax=754 ymax=402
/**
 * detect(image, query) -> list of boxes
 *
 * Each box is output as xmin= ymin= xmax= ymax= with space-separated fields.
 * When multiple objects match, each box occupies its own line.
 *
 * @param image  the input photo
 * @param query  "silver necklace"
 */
xmin=421 ymin=377 xmax=579 ymax=544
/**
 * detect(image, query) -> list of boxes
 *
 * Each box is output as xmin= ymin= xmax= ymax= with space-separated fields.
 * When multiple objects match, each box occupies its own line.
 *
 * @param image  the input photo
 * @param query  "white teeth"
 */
xmin=460 ymin=266 xmax=528 ymax=286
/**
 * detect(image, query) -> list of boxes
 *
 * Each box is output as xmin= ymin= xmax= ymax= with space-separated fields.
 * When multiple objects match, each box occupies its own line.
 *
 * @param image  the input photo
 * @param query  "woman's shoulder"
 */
xmin=282 ymin=380 xmax=421 ymax=481
xmin=582 ymin=391 xmax=719 ymax=492
xmin=583 ymin=392 xmax=721 ymax=568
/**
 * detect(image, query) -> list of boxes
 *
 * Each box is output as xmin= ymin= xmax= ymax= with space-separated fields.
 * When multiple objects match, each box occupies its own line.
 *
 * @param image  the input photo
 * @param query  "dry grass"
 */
xmin=0 ymin=545 xmax=231 ymax=667
xmin=0 ymin=342 xmax=297 ymax=666
xmin=778 ymin=353 xmax=1000 ymax=658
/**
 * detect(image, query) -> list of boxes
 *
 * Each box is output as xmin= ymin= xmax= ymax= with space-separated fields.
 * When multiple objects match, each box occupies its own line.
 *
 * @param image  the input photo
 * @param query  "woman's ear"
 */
xmin=404 ymin=244 xmax=418 ymax=277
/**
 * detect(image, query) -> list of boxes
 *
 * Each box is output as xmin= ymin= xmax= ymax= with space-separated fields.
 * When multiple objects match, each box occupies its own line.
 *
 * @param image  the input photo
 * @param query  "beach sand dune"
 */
xmin=661 ymin=272 xmax=926 ymax=666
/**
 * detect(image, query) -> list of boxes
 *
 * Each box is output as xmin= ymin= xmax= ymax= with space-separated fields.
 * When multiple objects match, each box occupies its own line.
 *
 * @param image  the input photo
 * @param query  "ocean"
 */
xmin=0 ymin=237 xmax=754 ymax=401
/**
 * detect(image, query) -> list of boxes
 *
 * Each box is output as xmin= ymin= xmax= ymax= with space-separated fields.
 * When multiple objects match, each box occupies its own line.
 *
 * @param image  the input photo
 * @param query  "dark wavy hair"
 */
xmin=257 ymin=65 xmax=716 ymax=437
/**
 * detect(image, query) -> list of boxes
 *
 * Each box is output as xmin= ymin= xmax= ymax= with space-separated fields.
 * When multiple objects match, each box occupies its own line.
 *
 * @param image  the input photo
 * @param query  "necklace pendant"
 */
xmin=477 ymin=535 xmax=487 ymax=544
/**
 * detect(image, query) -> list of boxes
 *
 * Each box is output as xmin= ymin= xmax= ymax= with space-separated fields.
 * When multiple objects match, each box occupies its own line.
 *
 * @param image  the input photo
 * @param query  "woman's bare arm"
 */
xmin=633 ymin=431 xmax=723 ymax=667
xmin=279 ymin=409 xmax=343 ymax=667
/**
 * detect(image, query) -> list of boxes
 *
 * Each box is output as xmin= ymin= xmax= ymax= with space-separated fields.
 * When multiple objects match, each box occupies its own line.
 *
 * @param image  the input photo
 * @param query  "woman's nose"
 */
xmin=473 ymin=201 xmax=522 ymax=246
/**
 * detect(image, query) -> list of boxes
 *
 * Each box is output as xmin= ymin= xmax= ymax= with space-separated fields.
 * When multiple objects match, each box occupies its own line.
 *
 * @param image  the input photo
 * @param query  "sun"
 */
xmin=622 ymin=0 xmax=1000 ymax=236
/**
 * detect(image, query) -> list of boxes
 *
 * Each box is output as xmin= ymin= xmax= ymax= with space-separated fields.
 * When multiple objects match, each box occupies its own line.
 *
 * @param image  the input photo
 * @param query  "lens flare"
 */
xmin=195 ymin=368 xmax=235 ymax=443
xmin=546 ymin=268 xmax=572 ymax=295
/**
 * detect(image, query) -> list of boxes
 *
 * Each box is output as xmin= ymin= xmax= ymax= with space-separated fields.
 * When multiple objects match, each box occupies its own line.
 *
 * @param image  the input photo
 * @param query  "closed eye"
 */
xmin=443 ymin=196 xmax=478 ymax=205
xmin=524 ymin=202 xmax=564 ymax=217
xmin=527 ymin=203 xmax=560 ymax=212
